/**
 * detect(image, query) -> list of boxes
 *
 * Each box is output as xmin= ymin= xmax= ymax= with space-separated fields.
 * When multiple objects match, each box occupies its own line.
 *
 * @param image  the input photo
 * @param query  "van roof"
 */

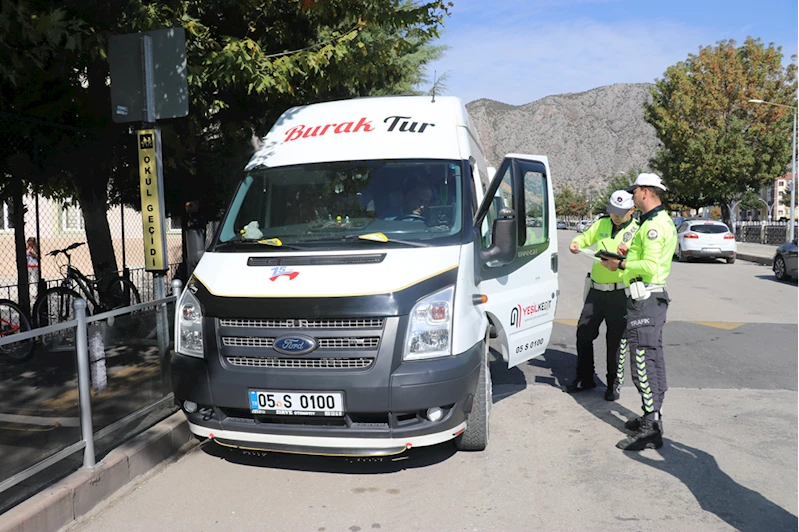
xmin=245 ymin=96 xmax=472 ymax=171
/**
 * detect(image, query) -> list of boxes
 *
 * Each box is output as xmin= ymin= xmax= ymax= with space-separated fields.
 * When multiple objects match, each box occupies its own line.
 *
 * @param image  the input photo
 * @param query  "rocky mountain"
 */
xmin=466 ymin=83 xmax=660 ymax=193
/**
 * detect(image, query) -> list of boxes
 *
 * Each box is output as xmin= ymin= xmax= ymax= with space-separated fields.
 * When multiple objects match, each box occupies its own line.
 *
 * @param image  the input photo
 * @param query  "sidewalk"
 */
xmin=736 ymin=241 xmax=779 ymax=265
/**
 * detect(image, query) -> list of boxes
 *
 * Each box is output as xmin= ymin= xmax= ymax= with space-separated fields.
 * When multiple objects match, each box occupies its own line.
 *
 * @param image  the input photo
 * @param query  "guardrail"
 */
xmin=0 ymin=280 xmax=182 ymax=511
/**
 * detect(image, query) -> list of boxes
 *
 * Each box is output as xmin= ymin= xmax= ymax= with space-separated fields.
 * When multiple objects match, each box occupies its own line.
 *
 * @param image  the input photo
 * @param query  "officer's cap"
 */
xmin=625 ymin=173 xmax=667 ymax=193
xmin=607 ymin=190 xmax=634 ymax=216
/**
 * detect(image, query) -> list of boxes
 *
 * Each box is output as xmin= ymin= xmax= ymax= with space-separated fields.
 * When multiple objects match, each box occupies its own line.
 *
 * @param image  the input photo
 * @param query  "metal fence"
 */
xmin=0 ymin=281 xmax=181 ymax=514
xmin=734 ymin=221 xmax=790 ymax=245
xmin=0 ymin=113 xmax=188 ymax=314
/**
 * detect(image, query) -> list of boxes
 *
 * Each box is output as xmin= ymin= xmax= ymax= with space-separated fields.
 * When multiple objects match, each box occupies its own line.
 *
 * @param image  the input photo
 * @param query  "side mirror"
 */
xmin=480 ymin=208 xmax=517 ymax=265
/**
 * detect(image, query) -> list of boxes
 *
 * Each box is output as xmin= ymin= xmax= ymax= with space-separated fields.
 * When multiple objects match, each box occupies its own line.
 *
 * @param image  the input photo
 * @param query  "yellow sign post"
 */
xmin=137 ymin=128 xmax=168 ymax=271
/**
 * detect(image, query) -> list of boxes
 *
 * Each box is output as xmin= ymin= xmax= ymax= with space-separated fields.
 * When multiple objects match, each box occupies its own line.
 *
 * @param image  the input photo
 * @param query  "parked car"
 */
xmin=675 ymin=219 xmax=737 ymax=263
xmin=576 ymin=220 xmax=593 ymax=233
xmin=773 ymin=238 xmax=798 ymax=281
xmin=556 ymin=220 xmax=568 ymax=230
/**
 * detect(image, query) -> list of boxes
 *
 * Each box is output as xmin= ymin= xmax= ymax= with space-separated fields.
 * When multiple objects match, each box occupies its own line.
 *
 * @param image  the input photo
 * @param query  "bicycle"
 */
xmin=32 ymin=242 xmax=141 ymax=347
xmin=0 ymin=299 xmax=35 ymax=362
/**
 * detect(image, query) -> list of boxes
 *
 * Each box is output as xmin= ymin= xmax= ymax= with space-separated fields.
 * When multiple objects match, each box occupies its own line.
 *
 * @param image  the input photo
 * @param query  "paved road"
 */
xmin=68 ymin=230 xmax=797 ymax=532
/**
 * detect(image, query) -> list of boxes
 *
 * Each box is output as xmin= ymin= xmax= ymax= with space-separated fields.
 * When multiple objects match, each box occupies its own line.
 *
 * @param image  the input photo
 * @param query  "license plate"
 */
xmin=249 ymin=390 xmax=344 ymax=416
xmin=702 ymin=247 xmax=720 ymax=252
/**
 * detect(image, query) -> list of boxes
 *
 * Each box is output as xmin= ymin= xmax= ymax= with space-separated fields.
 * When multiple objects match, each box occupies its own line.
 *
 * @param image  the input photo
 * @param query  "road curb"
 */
xmin=0 ymin=411 xmax=194 ymax=532
xmin=736 ymin=253 xmax=773 ymax=266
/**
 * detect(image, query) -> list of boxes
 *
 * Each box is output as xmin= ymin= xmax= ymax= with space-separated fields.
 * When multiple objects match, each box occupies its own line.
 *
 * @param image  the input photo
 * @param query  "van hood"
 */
xmin=190 ymin=246 xmax=461 ymax=298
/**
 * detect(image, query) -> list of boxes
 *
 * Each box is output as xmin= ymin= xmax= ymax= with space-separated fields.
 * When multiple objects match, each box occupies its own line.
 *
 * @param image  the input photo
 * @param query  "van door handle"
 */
xmin=551 ymin=253 xmax=558 ymax=273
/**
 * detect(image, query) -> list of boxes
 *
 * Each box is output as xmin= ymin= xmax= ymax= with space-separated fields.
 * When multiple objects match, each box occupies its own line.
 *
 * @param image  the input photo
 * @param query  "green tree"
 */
xmin=1 ymin=0 xmax=450 ymax=289
xmin=555 ymin=187 xmax=588 ymax=222
xmin=740 ymin=189 xmax=767 ymax=213
xmin=779 ymin=185 xmax=794 ymax=209
xmin=645 ymin=37 xmax=797 ymax=229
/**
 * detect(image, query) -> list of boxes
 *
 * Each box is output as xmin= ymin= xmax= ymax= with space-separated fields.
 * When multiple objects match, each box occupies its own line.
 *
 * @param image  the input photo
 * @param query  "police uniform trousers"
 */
xmin=575 ymin=287 xmax=628 ymax=386
xmin=618 ymin=291 xmax=669 ymax=413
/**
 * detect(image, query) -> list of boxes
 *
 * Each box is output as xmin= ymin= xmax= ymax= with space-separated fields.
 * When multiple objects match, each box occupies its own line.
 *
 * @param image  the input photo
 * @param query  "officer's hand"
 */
xmin=569 ymin=242 xmax=580 ymax=254
xmin=601 ymin=257 xmax=621 ymax=271
xmin=617 ymin=244 xmax=629 ymax=256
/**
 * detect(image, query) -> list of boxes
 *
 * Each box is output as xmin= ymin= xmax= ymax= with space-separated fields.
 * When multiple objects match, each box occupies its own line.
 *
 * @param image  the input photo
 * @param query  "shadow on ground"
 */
xmin=553 ymin=363 xmax=798 ymax=531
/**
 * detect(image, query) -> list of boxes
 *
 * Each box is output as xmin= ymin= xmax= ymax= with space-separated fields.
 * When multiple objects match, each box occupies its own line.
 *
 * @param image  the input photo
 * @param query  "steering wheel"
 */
xmin=397 ymin=214 xmax=425 ymax=222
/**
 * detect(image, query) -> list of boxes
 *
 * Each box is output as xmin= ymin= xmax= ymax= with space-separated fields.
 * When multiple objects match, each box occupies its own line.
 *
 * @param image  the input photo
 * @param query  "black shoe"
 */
xmin=562 ymin=379 xmax=596 ymax=393
xmin=617 ymin=416 xmax=663 ymax=451
xmin=625 ymin=412 xmax=664 ymax=433
xmin=604 ymin=387 xmax=620 ymax=401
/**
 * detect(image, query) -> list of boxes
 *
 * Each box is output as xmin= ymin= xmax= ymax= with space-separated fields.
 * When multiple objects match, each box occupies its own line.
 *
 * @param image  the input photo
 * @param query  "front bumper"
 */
xmin=171 ymin=319 xmax=483 ymax=456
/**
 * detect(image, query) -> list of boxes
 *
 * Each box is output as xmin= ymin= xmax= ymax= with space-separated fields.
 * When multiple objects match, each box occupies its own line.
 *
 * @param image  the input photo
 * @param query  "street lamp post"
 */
xmin=748 ymin=98 xmax=797 ymax=242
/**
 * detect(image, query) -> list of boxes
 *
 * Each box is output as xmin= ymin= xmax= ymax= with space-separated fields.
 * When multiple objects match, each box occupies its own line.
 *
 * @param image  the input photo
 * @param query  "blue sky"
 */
xmin=422 ymin=0 xmax=798 ymax=105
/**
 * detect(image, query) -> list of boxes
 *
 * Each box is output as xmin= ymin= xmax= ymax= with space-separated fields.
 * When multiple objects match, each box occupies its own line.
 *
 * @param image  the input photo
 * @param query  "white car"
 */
xmin=675 ymin=219 xmax=737 ymax=263
xmin=576 ymin=220 xmax=593 ymax=233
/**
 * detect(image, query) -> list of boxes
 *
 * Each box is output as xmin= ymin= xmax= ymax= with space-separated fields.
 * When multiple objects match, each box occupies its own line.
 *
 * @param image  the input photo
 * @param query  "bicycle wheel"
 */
xmin=102 ymin=278 xmax=141 ymax=309
xmin=33 ymin=287 xmax=82 ymax=348
xmin=0 ymin=299 xmax=34 ymax=362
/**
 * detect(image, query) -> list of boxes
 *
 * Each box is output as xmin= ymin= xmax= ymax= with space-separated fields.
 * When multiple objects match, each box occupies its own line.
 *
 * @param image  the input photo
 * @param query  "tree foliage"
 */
xmin=555 ymin=187 xmax=588 ymax=219
xmin=645 ymin=37 xmax=797 ymax=227
xmin=0 ymin=0 xmax=450 ymax=281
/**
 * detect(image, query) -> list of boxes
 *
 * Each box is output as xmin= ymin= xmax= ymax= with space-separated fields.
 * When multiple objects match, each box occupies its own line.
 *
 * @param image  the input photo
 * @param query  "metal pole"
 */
xmin=790 ymin=105 xmax=796 ymax=242
xmin=172 ymin=278 xmax=182 ymax=300
xmin=154 ymin=273 xmax=168 ymax=357
xmin=74 ymin=298 xmax=95 ymax=468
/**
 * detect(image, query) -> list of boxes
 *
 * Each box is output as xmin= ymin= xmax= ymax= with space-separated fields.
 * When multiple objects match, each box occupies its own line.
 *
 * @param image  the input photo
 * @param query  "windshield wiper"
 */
xmin=215 ymin=238 xmax=309 ymax=251
xmin=303 ymin=232 xmax=429 ymax=247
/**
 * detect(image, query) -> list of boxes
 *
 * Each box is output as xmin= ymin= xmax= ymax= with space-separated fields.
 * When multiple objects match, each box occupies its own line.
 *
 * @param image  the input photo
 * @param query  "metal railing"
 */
xmin=0 ymin=280 xmax=182 ymax=500
xmin=734 ymin=221 xmax=790 ymax=245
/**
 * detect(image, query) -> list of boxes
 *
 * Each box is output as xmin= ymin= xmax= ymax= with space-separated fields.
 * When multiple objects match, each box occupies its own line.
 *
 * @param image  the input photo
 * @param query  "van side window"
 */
xmin=481 ymin=166 xmax=513 ymax=248
xmin=522 ymin=171 xmax=547 ymax=246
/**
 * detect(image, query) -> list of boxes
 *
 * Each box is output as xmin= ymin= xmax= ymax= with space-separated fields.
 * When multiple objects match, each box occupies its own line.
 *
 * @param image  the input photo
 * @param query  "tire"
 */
xmin=774 ymin=255 xmax=789 ymax=281
xmin=102 ymin=278 xmax=141 ymax=310
xmin=677 ymin=246 xmax=687 ymax=262
xmin=455 ymin=330 xmax=492 ymax=451
xmin=0 ymin=299 xmax=35 ymax=363
xmin=726 ymin=255 xmax=735 ymax=264
xmin=33 ymin=287 xmax=83 ymax=348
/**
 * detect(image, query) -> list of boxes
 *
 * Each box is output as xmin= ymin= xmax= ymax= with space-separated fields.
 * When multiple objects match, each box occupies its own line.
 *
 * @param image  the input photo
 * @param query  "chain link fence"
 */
xmin=0 ymin=113 xmax=185 ymax=312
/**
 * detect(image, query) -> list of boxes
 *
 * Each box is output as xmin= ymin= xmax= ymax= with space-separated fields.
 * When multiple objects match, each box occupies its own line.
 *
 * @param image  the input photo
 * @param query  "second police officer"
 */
xmin=564 ymin=190 xmax=638 ymax=400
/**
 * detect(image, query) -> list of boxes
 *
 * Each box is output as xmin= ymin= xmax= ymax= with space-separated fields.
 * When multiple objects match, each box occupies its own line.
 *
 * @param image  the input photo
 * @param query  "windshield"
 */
xmin=214 ymin=159 xmax=465 ymax=250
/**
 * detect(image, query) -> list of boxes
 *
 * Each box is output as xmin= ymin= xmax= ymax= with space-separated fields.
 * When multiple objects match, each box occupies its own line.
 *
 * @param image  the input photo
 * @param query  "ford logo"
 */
xmin=273 ymin=335 xmax=318 ymax=355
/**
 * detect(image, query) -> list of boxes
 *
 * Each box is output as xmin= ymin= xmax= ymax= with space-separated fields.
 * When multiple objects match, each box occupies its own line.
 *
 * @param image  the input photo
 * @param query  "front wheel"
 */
xmin=0 ymin=299 xmax=34 ymax=363
xmin=455 ymin=330 xmax=492 ymax=451
xmin=775 ymin=255 xmax=789 ymax=281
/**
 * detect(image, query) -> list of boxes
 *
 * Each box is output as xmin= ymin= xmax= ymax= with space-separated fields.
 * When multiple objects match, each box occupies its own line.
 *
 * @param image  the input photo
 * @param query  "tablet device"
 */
xmin=595 ymin=249 xmax=625 ymax=261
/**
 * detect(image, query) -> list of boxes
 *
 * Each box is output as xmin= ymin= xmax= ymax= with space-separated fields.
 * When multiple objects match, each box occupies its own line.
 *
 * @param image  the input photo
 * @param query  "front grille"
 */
xmin=220 ymin=318 xmax=384 ymax=329
xmin=226 ymin=356 xmax=374 ymax=369
xmin=222 ymin=336 xmax=379 ymax=349
xmin=318 ymin=337 xmax=379 ymax=349
xmin=222 ymin=337 xmax=274 ymax=348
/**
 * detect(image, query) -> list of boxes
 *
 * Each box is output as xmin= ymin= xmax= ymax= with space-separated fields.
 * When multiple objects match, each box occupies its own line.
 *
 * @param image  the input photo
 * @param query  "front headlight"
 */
xmin=176 ymin=288 xmax=204 ymax=358
xmin=403 ymin=286 xmax=454 ymax=361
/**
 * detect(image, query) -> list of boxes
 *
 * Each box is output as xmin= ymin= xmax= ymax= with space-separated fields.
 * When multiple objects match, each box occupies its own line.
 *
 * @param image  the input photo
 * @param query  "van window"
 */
xmin=522 ymin=170 xmax=547 ymax=246
xmin=481 ymin=165 xmax=513 ymax=247
xmin=216 ymin=160 xmax=465 ymax=249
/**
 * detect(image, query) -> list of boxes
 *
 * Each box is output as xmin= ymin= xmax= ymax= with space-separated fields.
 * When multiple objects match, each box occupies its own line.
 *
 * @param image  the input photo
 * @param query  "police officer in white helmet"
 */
xmin=564 ymin=190 xmax=638 ymax=400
